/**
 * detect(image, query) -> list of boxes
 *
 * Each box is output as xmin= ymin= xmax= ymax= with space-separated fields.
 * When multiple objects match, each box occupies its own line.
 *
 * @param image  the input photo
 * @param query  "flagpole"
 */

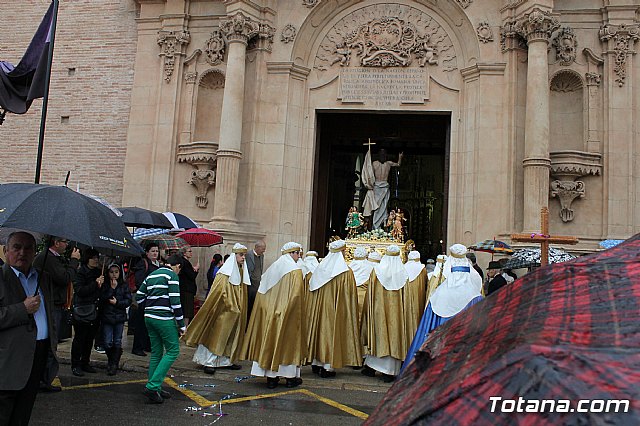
xmin=34 ymin=0 xmax=59 ymax=184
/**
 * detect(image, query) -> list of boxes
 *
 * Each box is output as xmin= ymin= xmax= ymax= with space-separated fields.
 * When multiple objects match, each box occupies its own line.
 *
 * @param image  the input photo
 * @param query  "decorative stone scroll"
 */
xmin=599 ymin=23 xmax=640 ymax=87
xmin=205 ymin=30 xmax=225 ymax=66
xmin=550 ymin=181 xmax=585 ymax=223
xmin=477 ymin=22 xmax=494 ymax=43
xmin=455 ymin=0 xmax=473 ymax=8
xmin=177 ymin=142 xmax=218 ymax=208
xmin=157 ymin=30 xmax=191 ymax=83
xmin=552 ymin=27 xmax=577 ymax=65
xmin=281 ymin=24 xmax=297 ymax=44
xmin=516 ymin=8 xmax=560 ymax=43
xmin=314 ymin=4 xmax=457 ymax=72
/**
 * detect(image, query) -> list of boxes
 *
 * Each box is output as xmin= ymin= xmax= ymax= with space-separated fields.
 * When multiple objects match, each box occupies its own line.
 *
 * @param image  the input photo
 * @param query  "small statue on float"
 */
xmin=345 ymin=206 xmax=364 ymax=238
xmin=385 ymin=209 xmax=396 ymax=232
xmin=391 ymin=209 xmax=407 ymax=242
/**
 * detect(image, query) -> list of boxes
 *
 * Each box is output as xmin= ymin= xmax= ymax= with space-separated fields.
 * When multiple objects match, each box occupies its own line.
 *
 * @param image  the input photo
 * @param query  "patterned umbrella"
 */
xmin=503 ymin=247 xmax=577 ymax=270
xmin=162 ymin=212 xmax=199 ymax=230
xmin=469 ymin=239 xmax=514 ymax=255
xmin=366 ymin=234 xmax=640 ymax=425
xmin=176 ymin=228 xmax=223 ymax=247
xmin=138 ymin=234 xmax=188 ymax=251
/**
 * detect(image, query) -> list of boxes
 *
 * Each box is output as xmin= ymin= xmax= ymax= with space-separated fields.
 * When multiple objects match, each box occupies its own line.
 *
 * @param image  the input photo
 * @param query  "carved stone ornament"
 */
xmin=550 ymin=69 xmax=583 ymax=92
xmin=184 ymin=71 xmax=198 ymax=84
xmin=281 ymin=24 xmax=297 ymax=44
xmin=220 ymin=12 xmax=260 ymax=44
xmin=302 ymin=0 xmax=319 ymax=7
xmin=177 ymin=142 xmax=218 ymax=208
xmin=500 ymin=19 xmax=526 ymax=52
xmin=599 ymin=24 xmax=640 ymax=87
xmin=552 ymin=27 xmax=577 ymax=65
xmin=477 ymin=22 xmax=493 ymax=43
xmin=585 ymin=72 xmax=601 ymax=86
xmin=157 ymin=30 xmax=191 ymax=83
xmin=314 ymin=4 xmax=457 ymax=72
xmin=516 ymin=8 xmax=560 ymax=43
xmin=550 ymin=180 xmax=585 ymax=223
xmin=455 ymin=0 xmax=473 ymax=8
xmin=205 ymin=30 xmax=225 ymax=66
xmin=257 ymin=23 xmax=276 ymax=52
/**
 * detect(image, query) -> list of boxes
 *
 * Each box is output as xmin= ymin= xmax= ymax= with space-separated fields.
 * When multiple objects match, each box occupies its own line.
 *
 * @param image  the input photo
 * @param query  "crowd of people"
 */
xmin=0 ymin=230 xmax=519 ymax=421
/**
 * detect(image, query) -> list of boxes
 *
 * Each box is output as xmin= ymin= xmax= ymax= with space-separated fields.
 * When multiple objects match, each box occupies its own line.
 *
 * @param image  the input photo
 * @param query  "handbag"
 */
xmin=72 ymin=303 xmax=97 ymax=323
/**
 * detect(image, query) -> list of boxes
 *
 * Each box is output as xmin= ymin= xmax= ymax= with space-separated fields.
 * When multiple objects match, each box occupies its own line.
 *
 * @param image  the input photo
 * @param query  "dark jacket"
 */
xmin=178 ymin=257 xmax=198 ymax=294
xmin=0 ymin=264 xmax=57 ymax=390
xmin=486 ymin=274 xmax=508 ymax=296
xmin=100 ymin=279 xmax=132 ymax=324
xmin=133 ymin=257 xmax=159 ymax=290
xmin=73 ymin=264 xmax=102 ymax=306
xmin=33 ymin=249 xmax=79 ymax=306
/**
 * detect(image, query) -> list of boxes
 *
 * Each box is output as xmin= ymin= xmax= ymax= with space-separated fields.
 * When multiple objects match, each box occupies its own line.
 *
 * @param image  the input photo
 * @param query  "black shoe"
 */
xmin=203 ymin=366 xmax=216 ymax=375
xmin=107 ymin=365 xmax=116 ymax=376
xmin=159 ymin=389 xmax=172 ymax=399
xmin=132 ymin=349 xmax=147 ymax=357
xmin=381 ymin=374 xmax=395 ymax=383
xmin=286 ymin=377 xmax=303 ymax=388
xmin=71 ymin=367 xmax=84 ymax=377
xmin=352 ymin=366 xmax=363 ymax=370
xmin=81 ymin=364 xmax=97 ymax=374
xmin=319 ymin=368 xmax=336 ymax=378
xmin=360 ymin=366 xmax=376 ymax=377
xmin=222 ymin=364 xmax=242 ymax=370
xmin=39 ymin=383 xmax=62 ymax=393
xmin=266 ymin=377 xmax=279 ymax=389
xmin=143 ymin=387 xmax=163 ymax=404
xmin=311 ymin=365 xmax=320 ymax=375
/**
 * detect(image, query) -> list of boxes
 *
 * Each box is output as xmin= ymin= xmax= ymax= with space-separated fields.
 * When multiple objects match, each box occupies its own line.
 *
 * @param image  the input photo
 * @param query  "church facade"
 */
xmin=2 ymin=0 xmax=639 ymax=259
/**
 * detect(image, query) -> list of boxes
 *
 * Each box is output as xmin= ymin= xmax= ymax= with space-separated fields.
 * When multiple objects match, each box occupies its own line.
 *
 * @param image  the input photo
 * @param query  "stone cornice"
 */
xmin=549 ymin=150 xmax=602 ymax=178
xmin=266 ymin=62 xmax=311 ymax=80
xmin=460 ymin=63 xmax=507 ymax=80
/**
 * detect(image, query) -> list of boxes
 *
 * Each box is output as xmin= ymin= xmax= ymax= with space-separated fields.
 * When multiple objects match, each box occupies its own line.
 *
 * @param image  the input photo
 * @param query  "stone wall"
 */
xmin=0 ymin=0 xmax=138 ymax=205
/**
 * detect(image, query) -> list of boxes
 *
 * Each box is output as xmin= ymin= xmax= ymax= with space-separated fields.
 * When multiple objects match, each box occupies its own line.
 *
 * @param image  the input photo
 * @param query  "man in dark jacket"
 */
xmin=33 ymin=237 xmax=80 ymax=392
xmin=0 ymin=232 xmax=57 ymax=425
xmin=245 ymin=240 xmax=266 ymax=321
xmin=486 ymin=260 xmax=508 ymax=296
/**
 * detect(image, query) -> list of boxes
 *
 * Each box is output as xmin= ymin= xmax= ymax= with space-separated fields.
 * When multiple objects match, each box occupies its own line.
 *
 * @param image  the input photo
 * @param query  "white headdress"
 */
xmin=427 ymin=254 xmax=447 ymax=280
xmin=375 ymin=245 xmax=409 ymax=291
xmin=309 ymin=240 xmax=349 ymax=291
xmin=404 ymin=250 xmax=425 ymax=282
xmin=367 ymin=250 xmax=382 ymax=265
xmin=430 ymin=244 xmax=483 ymax=317
xmin=217 ymin=243 xmax=250 ymax=286
xmin=349 ymin=247 xmax=373 ymax=286
xmin=258 ymin=242 xmax=302 ymax=294
xmin=300 ymin=250 xmax=319 ymax=276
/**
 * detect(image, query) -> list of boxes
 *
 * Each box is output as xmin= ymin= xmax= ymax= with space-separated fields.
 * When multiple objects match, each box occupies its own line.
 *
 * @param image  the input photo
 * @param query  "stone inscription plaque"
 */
xmin=339 ymin=67 xmax=428 ymax=107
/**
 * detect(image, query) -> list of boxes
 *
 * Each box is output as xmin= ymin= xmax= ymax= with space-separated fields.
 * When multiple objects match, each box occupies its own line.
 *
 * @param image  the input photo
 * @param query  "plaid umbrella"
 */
xmin=503 ymin=247 xmax=577 ymax=269
xmin=469 ymin=239 xmax=514 ymax=255
xmin=138 ymin=234 xmax=188 ymax=251
xmin=365 ymin=234 xmax=640 ymax=425
xmin=176 ymin=228 xmax=223 ymax=247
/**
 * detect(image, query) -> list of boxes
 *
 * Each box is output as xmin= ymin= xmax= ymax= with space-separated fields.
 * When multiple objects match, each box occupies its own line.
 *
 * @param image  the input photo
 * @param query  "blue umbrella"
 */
xmin=599 ymin=239 xmax=625 ymax=250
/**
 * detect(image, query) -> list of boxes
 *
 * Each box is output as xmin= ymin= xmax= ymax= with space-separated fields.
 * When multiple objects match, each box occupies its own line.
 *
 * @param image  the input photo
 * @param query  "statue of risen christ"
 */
xmin=362 ymin=147 xmax=403 ymax=229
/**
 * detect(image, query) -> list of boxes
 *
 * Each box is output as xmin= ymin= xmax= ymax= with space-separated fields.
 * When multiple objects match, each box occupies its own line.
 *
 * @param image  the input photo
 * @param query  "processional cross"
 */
xmin=363 ymin=138 xmax=376 ymax=151
xmin=510 ymin=207 xmax=579 ymax=267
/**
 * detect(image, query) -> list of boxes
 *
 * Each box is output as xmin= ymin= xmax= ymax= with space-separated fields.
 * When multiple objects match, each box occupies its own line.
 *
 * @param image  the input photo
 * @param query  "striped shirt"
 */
xmin=136 ymin=267 xmax=185 ymax=330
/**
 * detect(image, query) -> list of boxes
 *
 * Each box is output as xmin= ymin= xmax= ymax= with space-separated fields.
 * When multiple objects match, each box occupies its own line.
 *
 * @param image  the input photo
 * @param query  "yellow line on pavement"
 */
xmin=298 ymin=389 xmax=370 ymax=420
xmin=219 ymin=389 xmax=306 ymax=406
xmin=164 ymin=377 xmax=213 ymax=406
xmin=61 ymin=379 xmax=147 ymax=391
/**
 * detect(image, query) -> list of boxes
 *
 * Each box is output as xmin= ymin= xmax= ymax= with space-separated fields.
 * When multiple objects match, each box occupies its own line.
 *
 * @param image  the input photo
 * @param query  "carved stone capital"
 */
xmin=177 ymin=141 xmax=218 ymax=208
xmin=205 ymin=30 xmax=226 ymax=66
xmin=550 ymin=180 xmax=585 ymax=222
xmin=585 ymin=72 xmax=601 ymax=86
xmin=516 ymin=8 xmax=560 ymax=44
xmin=220 ymin=12 xmax=260 ymax=45
xmin=254 ymin=22 xmax=276 ymax=53
xmin=599 ymin=24 xmax=640 ymax=87
xmin=157 ymin=30 xmax=191 ymax=83
xmin=281 ymin=24 xmax=297 ymax=44
xmin=500 ymin=19 xmax=526 ymax=52
xmin=477 ymin=22 xmax=494 ymax=43
xmin=552 ymin=27 xmax=577 ymax=66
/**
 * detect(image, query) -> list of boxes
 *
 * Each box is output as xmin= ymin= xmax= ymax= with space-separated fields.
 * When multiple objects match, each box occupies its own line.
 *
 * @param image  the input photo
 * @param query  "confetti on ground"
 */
xmin=234 ymin=376 xmax=255 ymax=383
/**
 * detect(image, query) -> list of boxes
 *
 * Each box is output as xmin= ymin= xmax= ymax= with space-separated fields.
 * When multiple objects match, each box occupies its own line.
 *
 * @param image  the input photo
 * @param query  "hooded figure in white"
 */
xmin=402 ymin=250 xmax=427 ymax=352
xmin=401 ymin=244 xmax=483 ymax=374
xmin=184 ymin=243 xmax=250 ymax=371
xmin=300 ymin=251 xmax=319 ymax=279
xmin=349 ymin=246 xmax=374 ymax=324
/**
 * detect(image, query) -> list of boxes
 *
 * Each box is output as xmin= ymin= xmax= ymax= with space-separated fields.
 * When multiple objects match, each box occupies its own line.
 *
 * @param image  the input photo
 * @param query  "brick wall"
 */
xmin=0 ymin=0 xmax=138 ymax=205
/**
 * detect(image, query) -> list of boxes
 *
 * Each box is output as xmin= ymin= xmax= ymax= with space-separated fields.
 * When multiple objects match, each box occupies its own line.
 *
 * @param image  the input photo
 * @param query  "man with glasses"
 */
xmin=33 ymin=236 xmax=81 ymax=392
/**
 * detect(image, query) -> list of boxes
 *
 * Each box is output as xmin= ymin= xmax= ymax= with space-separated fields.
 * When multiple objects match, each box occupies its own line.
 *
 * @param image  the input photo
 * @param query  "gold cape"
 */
xmin=356 ymin=282 xmax=368 ymax=327
xmin=182 ymin=273 xmax=247 ymax=362
xmin=402 ymin=268 xmax=427 ymax=350
xmin=306 ymin=271 xmax=363 ymax=368
xmin=241 ymin=269 xmax=307 ymax=371
xmin=426 ymin=269 xmax=447 ymax=305
xmin=361 ymin=271 xmax=407 ymax=359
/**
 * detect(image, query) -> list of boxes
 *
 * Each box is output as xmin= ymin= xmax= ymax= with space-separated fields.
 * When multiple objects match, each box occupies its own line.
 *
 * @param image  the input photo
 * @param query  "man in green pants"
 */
xmin=136 ymin=255 xmax=185 ymax=404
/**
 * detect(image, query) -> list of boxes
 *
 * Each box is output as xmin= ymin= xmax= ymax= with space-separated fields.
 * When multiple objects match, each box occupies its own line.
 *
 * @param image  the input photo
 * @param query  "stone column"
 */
xmin=210 ymin=12 xmax=259 ymax=227
xmin=517 ymin=8 xmax=559 ymax=232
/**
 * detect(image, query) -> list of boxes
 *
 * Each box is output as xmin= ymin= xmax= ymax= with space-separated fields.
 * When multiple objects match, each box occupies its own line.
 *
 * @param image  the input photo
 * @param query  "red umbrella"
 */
xmin=366 ymin=234 xmax=640 ymax=425
xmin=176 ymin=228 xmax=223 ymax=247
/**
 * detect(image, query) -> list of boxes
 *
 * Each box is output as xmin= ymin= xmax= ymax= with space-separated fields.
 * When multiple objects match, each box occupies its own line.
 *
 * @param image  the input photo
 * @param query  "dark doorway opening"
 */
xmin=311 ymin=111 xmax=450 ymax=259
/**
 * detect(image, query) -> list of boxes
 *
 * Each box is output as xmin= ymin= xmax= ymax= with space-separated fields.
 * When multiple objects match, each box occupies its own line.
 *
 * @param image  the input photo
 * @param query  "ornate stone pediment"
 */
xmin=314 ymin=4 xmax=456 ymax=72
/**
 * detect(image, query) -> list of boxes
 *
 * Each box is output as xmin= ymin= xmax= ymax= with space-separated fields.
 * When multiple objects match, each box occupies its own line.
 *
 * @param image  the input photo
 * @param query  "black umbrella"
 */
xmin=0 ymin=183 xmax=142 ymax=257
xmin=119 ymin=206 xmax=173 ymax=229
